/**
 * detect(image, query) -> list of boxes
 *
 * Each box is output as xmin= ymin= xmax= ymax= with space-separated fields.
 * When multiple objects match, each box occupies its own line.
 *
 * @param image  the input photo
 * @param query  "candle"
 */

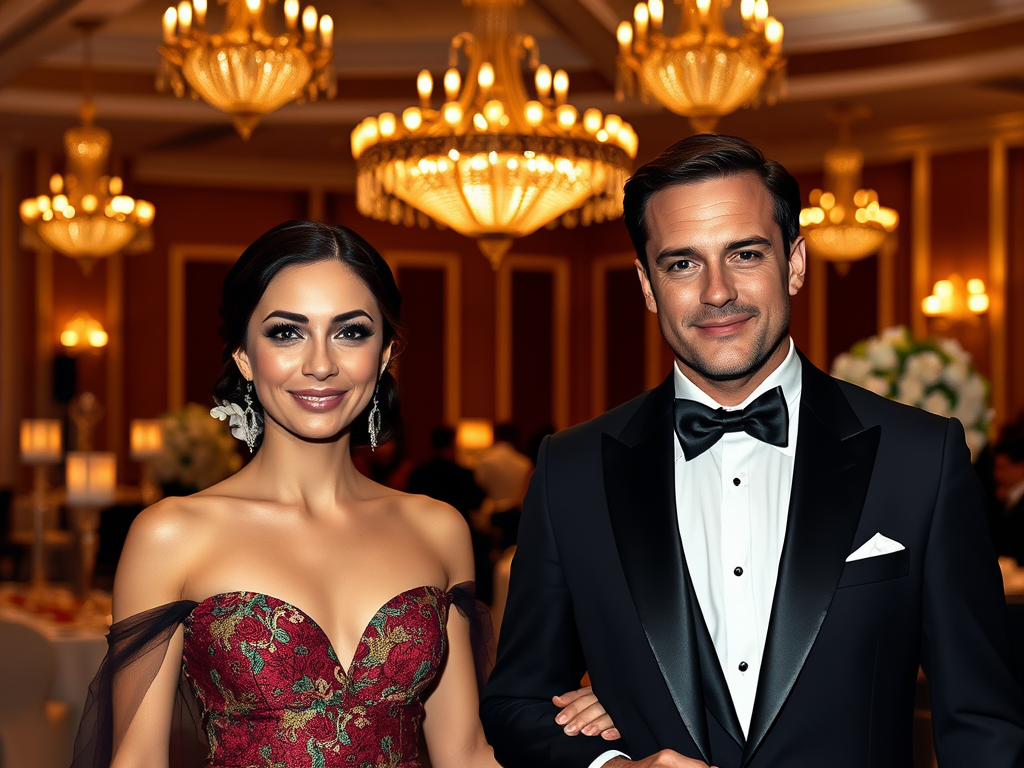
xmin=193 ymin=0 xmax=206 ymax=27
xmin=66 ymin=452 xmax=116 ymax=507
xmin=285 ymin=0 xmax=299 ymax=30
xmin=302 ymin=6 xmax=317 ymax=44
xmin=177 ymin=1 xmax=192 ymax=36
xmin=319 ymin=15 xmax=333 ymax=50
xmin=162 ymin=6 xmax=178 ymax=44
xmin=617 ymin=21 xmax=633 ymax=55
xmin=634 ymin=3 xmax=649 ymax=41
xmin=20 ymin=419 xmax=62 ymax=464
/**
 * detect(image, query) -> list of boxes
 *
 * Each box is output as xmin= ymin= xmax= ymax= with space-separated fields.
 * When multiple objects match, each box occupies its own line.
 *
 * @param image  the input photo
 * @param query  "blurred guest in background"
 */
xmin=474 ymin=423 xmax=533 ymax=553
xmin=408 ymin=426 xmax=485 ymax=519
xmin=992 ymin=422 xmax=1024 ymax=564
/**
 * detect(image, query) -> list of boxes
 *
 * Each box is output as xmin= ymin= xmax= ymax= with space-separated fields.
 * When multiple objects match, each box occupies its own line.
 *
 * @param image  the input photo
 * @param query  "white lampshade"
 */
xmin=130 ymin=419 xmax=164 ymax=461
xmin=20 ymin=419 xmax=63 ymax=464
xmin=66 ymin=451 xmax=116 ymax=506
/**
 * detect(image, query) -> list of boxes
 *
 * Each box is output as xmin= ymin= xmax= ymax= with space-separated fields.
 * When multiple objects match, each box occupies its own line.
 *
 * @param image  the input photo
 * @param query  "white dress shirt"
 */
xmin=673 ymin=338 xmax=802 ymax=735
xmin=589 ymin=340 xmax=801 ymax=767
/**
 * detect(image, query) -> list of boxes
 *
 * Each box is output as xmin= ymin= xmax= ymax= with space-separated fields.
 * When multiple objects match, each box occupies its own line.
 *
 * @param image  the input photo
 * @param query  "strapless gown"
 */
xmin=181 ymin=586 xmax=453 ymax=768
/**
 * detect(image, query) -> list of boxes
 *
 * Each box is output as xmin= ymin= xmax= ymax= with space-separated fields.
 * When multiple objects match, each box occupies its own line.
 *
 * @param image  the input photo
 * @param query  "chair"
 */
xmin=0 ymin=620 xmax=70 ymax=768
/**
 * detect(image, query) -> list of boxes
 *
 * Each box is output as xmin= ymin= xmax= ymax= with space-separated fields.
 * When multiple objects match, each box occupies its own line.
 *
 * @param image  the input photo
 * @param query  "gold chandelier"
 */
xmin=20 ymin=25 xmax=154 ymax=273
xmin=616 ymin=0 xmax=785 ymax=133
xmin=351 ymin=0 xmax=637 ymax=268
xmin=158 ymin=0 xmax=334 ymax=139
xmin=799 ymin=111 xmax=898 ymax=272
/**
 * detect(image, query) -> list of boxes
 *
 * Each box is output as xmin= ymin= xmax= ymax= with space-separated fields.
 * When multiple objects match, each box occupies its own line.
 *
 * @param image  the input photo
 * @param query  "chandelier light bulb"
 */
xmin=478 ymin=62 xmax=495 ymax=90
xmin=741 ymin=0 xmax=755 ymax=21
xmin=553 ymin=70 xmax=569 ymax=104
xmin=524 ymin=101 xmax=543 ymax=126
xmin=163 ymin=6 xmax=177 ymax=42
xmin=417 ymin=70 xmax=433 ymax=103
xmin=765 ymin=17 xmax=783 ymax=48
xmin=535 ymin=65 xmax=552 ymax=99
xmin=634 ymin=3 xmax=649 ymax=39
xmin=617 ymin=21 xmax=633 ymax=53
xmin=302 ymin=6 xmax=317 ymax=41
xmin=50 ymin=174 xmax=63 ymax=194
xmin=583 ymin=108 xmax=602 ymax=133
xmin=403 ymin=107 xmax=423 ymax=130
xmin=648 ymin=0 xmax=664 ymax=29
xmin=193 ymin=0 xmax=207 ymax=26
xmin=378 ymin=112 xmax=396 ymax=138
xmin=444 ymin=68 xmax=461 ymax=100
xmin=285 ymin=0 xmax=299 ymax=28
xmin=177 ymin=1 xmax=192 ymax=34
xmin=247 ymin=0 xmax=261 ymax=12
xmin=319 ymin=15 xmax=333 ymax=49
xmin=755 ymin=0 xmax=769 ymax=25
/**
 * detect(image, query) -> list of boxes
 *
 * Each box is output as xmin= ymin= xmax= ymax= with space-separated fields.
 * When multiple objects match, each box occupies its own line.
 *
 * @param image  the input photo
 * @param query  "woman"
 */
xmin=75 ymin=221 xmax=617 ymax=768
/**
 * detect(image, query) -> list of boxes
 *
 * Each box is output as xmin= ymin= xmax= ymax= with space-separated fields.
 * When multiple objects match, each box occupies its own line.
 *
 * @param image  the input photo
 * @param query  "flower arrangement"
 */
xmin=831 ymin=326 xmax=991 ymax=459
xmin=150 ymin=403 xmax=243 ymax=494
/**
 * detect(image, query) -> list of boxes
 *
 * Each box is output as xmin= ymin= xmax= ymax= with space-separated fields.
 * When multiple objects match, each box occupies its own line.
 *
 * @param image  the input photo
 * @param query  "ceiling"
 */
xmin=1 ymin=0 xmax=1023 ymax=188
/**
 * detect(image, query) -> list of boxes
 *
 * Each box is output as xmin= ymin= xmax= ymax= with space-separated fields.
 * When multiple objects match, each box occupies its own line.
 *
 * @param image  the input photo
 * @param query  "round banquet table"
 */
xmin=0 ymin=584 xmax=109 ymax=752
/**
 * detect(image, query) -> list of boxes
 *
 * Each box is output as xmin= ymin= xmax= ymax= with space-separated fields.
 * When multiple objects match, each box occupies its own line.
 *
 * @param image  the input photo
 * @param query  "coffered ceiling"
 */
xmin=1 ymin=0 xmax=1022 ymax=187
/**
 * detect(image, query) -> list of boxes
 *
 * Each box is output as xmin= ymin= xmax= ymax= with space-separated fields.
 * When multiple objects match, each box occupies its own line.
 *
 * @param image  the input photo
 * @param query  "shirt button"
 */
xmin=734 ymin=566 xmax=743 ymax=577
xmin=733 ymin=477 xmax=741 ymax=486
xmin=738 ymin=661 xmax=749 ymax=672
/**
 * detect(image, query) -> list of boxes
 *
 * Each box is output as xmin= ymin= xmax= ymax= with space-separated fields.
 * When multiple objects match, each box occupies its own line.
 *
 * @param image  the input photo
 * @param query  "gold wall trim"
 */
xmin=496 ymin=255 xmax=571 ymax=430
xmin=383 ymin=251 xmax=462 ymax=426
xmin=0 ymin=150 xmax=17 ymax=485
xmin=877 ymin=237 xmax=897 ymax=332
xmin=911 ymin=149 xmax=932 ymax=340
xmin=809 ymin=259 xmax=828 ymax=370
xmin=106 ymin=253 xmax=124 ymax=460
xmin=168 ymin=244 xmax=244 ymax=410
xmin=989 ymin=138 xmax=1008 ymax=428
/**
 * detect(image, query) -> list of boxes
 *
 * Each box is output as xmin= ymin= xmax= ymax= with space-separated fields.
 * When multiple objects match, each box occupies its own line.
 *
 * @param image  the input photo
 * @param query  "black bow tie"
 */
xmin=673 ymin=386 xmax=789 ymax=461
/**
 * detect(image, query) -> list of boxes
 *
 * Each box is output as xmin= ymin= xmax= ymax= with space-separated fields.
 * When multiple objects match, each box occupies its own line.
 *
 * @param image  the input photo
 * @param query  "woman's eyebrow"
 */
xmin=262 ymin=309 xmax=373 ymax=323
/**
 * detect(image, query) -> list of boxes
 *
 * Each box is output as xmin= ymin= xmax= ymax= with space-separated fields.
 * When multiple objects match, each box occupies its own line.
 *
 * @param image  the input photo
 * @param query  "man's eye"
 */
xmin=667 ymin=259 xmax=694 ymax=271
xmin=735 ymin=251 xmax=764 ymax=261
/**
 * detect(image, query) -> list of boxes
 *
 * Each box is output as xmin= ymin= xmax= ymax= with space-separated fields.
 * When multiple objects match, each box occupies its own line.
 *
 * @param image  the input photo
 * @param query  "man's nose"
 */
xmin=700 ymin=263 xmax=737 ymax=307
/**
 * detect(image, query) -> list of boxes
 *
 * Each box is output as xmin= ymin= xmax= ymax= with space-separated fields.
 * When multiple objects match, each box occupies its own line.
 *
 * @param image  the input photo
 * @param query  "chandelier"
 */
xmin=616 ymin=0 xmax=785 ymax=134
xmin=158 ymin=0 xmax=334 ymax=139
xmin=799 ymin=111 xmax=898 ymax=273
xmin=20 ymin=24 xmax=155 ymax=273
xmin=351 ymin=0 xmax=637 ymax=268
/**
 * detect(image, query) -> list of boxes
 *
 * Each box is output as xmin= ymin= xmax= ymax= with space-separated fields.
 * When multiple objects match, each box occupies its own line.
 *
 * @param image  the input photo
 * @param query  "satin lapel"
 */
xmin=742 ymin=361 xmax=881 ymax=766
xmin=603 ymin=378 xmax=713 ymax=764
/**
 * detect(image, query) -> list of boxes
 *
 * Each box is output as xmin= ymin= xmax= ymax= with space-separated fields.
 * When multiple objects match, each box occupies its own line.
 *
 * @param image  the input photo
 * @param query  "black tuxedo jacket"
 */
xmin=481 ymin=356 xmax=1024 ymax=767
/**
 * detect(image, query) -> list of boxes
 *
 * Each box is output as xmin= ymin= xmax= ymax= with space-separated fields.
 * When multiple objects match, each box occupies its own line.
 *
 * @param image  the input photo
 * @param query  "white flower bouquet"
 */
xmin=150 ymin=403 xmax=243 ymax=494
xmin=831 ymin=326 xmax=991 ymax=459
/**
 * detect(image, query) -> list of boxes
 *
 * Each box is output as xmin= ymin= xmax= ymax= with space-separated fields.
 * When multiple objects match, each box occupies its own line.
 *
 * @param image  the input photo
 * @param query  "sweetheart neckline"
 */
xmin=184 ymin=585 xmax=450 ymax=680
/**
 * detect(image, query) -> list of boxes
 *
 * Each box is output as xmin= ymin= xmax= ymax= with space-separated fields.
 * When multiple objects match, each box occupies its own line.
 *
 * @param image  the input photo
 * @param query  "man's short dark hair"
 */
xmin=623 ymin=134 xmax=802 ymax=274
xmin=429 ymin=426 xmax=456 ymax=451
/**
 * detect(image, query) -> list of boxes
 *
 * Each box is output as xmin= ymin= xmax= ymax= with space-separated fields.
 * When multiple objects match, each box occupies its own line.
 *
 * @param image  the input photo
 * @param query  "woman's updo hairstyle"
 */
xmin=213 ymin=220 xmax=403 ymax=451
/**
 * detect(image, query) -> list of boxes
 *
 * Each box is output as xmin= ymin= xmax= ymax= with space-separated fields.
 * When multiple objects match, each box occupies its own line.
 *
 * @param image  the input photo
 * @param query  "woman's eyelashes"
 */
xmin=263 ymin=321 xmax=374 ymax=343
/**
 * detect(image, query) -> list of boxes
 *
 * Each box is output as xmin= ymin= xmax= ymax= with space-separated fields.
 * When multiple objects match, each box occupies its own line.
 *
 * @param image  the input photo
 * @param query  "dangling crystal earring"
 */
xmin=368 ymin=386 xmax=382 ymax=451
xmin=241 ymin=381 xmax=261 ymax=453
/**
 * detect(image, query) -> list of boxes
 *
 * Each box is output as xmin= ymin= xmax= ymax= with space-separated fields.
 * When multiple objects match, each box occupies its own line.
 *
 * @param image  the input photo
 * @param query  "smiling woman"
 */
xmin=70 ymin=220 xmax=620 ymax=768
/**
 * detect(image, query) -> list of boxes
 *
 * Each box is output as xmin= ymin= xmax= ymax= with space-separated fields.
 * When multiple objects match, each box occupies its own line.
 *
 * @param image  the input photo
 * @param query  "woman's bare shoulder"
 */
xmin=394 ymin=492 xmax=474 ymax=585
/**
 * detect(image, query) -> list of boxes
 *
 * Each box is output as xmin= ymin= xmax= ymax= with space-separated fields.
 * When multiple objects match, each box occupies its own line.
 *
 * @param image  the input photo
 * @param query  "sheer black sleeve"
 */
xmin=71 ymin=600 xmax=202 ymax=768
xmin=448 ymin=581 xmax=495 ymax=691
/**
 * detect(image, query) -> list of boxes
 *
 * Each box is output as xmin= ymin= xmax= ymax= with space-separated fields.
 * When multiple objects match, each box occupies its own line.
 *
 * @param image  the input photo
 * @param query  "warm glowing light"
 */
xmin=444 ymin=68 xmax=461 ymax=100
xmin=403 ymin=107 xmax=423 ymax=130
xmin=158 ymin=0 xmax=334 ymax=139
xmin=478 ymin=62 xmax=495 ymax=90
xmin=922 ymin=274 xmax=987 ymax=320
xmin=130 ymin=419 xmax=164 ymax=461
xmin=378 ymin=112 xmax=396 ymax=138
xmin=617 ymin=21 xmax=633 ymax=52
xmin=417 ymin=70 xmax=433 ymax=103
xmin=20 ymin=419 xmax=63 ymax=464
xmin=66 ymin=452 xmax=116 ymax=506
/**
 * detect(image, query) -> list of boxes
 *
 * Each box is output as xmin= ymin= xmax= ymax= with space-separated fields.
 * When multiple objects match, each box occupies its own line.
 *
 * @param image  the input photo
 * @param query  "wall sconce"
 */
xmin=922 ymin=274 xmax=989 ymax=321
xmin=60 ymin=312 xmax=108 ymax=352
xmin=456 ymin=419 xmax=494 ymax=466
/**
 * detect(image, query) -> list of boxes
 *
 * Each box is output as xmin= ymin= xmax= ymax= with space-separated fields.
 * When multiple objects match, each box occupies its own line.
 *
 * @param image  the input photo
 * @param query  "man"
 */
xmin=481 ymin=134 xmax=1024 ymax=768
xmin=993 ymin=427 xmax=1024 ymax=564
xmin=407 ymin=425 xmax=486 ymax=519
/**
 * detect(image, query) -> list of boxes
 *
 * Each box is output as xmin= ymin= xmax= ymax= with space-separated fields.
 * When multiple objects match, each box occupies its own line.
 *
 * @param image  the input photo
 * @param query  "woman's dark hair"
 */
xmin=213 ymin=220 xmax=403 ymax=450
xmin=624 ymin=134 xmax=801 ymax=273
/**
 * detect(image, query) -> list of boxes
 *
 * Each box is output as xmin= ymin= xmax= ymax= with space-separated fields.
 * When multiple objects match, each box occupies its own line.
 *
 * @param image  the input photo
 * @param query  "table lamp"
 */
xmin=130 ymin=419 xmax=164 ymax=505
xmin=66 ymin=451 xmax=115 ymax=613
xmin=19 ymin=419 xmax=63 ymax=595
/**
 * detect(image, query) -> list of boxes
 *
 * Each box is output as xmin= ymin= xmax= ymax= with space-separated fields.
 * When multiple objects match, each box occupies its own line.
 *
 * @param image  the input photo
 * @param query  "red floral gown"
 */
xmin=181 ymin=587 xmax=454 ymax=768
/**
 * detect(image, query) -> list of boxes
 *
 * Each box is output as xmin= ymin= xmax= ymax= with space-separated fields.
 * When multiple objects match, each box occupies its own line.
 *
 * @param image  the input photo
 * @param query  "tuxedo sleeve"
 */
xmin=481 ymin=437 xmax=631 ymax=767
xmin=921 ymin=418 xmax=1024 ymax=764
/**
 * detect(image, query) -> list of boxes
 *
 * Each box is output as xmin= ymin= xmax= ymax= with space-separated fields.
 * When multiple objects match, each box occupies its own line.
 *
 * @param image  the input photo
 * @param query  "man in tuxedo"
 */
xmin=480 ymin=134 xmax=1024 ymax=768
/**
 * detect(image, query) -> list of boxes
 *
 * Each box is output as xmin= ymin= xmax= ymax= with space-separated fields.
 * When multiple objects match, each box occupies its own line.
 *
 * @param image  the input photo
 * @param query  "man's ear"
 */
xmin=232 ymin=347 xmax=253 ymax=381
xmin=788 ymin=237 xmax=807 ymax=297
xmin=635 ymin=259 xmax=658 ymax=313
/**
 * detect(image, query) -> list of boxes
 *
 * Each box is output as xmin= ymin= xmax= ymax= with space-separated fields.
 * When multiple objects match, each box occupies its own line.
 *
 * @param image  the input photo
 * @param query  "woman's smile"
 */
xmin=289 ymin=388 xmax=348 ymax=411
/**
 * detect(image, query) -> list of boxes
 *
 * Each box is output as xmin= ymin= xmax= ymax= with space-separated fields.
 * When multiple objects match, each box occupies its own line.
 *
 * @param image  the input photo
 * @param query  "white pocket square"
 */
xmin=846 ymin=532 xmax=906 ymax=562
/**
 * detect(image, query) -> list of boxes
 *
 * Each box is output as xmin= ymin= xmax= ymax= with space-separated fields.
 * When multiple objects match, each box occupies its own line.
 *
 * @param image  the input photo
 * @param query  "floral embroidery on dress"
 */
xmin=182 ymin=587 xmax=451 ymax=768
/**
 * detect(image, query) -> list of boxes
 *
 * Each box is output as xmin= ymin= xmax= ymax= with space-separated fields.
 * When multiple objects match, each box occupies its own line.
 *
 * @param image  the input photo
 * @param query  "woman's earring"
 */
xmin=241 ymin=381 xmax=262 ymax=453
xmin=368 ymin=386 xmax=382 ymax=451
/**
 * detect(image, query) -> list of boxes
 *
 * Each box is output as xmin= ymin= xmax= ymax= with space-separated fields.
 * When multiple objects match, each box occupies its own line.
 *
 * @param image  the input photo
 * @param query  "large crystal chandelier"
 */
xmin=20 ymin=25 xmax=154 ymax=273
xmin=158 ymin=0 xmax=334 ymax=139
xmin=799 ymin=112 xmax=899 ymax=273
xmin=616 ymin=0 xmax=785 ymax=133
xmin=351 ymin=0 xmax=637 ymax=268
